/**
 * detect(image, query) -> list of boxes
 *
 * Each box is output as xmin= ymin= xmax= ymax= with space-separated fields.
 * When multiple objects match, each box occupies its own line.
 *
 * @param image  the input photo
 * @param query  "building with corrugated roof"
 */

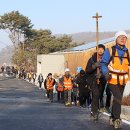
xmin=37 ymin=36 xmax=130 ymax=77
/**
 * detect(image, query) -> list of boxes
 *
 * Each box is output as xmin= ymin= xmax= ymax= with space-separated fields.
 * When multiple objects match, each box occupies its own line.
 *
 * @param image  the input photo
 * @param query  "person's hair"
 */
xmin=48 ymin=73 xmax=52 ymax=76
xmin=96 ymin=44 xmax=105 ymax=51
xmin=80 ymin=70 xmax=85 ymax=75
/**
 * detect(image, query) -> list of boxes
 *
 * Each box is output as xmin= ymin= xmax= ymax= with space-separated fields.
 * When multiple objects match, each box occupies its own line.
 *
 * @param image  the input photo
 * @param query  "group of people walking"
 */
xmin=5 ymin=31 xmax=128 ymax=129
xmin=41 ymin=31 xmax=129 ymax=129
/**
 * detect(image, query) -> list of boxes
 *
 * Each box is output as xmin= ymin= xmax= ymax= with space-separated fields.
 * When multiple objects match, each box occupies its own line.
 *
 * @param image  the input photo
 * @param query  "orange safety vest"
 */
xmin=57 ymin=83 xmax=64 ymax=92
xmin=63 ymin=76 xmax=73 ymax=91
xmin=108 ymin=50 xmax=129 ymax=85
xmin=46 ymin=78 xmax=54 ymax=90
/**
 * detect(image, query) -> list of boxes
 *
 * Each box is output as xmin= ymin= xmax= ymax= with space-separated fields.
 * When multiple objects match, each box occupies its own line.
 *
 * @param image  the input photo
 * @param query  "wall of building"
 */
xmin=37 ymin=54 xmax=65 ymax=78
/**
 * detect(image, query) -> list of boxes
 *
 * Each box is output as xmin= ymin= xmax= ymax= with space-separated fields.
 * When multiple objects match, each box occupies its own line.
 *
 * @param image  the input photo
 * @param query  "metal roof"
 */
xmin=63 ymin=37 xmax=115 ymax=52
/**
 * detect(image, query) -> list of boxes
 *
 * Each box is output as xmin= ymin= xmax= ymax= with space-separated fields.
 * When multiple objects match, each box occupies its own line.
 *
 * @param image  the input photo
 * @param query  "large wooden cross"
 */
xmin=92 ymin=12 xmax=102 ymax=53
xmin=92 ymin=12 xmax=102 ymax=84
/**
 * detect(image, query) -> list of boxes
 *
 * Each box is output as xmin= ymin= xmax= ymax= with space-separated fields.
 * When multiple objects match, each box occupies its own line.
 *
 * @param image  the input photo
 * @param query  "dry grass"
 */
xmin=122 ymin=96 xmax=130 ymax=106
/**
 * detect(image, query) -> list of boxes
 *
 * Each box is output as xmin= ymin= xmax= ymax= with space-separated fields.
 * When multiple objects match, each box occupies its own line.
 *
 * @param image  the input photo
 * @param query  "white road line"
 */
xmin=103 ymin=112 xmax=130 ymax=125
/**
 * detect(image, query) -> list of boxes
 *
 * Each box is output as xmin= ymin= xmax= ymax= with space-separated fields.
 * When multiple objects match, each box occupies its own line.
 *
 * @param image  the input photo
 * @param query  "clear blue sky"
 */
xmin=0 ymin=0 xmax=130 ymax=49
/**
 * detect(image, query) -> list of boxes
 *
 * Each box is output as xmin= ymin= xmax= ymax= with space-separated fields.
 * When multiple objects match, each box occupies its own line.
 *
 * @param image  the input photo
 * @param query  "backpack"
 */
xmin=109 ymin=46 xmax=130 ymax=65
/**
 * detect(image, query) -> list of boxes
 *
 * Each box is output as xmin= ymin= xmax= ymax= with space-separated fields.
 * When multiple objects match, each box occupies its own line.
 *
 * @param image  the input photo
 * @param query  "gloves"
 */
xmin=105 ymin=72 xmax=112 ymax=81
xmin=92 ymin=62 xmax=100 ymax=69
xmin=95 ymin=73 xmax=102 ymax=79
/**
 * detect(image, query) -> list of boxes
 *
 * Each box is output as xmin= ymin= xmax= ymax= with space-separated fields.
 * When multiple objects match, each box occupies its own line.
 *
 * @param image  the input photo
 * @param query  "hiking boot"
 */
xmin=105 ymin=107 xmax=111 ymax=113
xmin=109 ymin=116 xmax=114 ymax=126
xmin=113 ymin=119 xmax=121 ymax=129
xmin=90 ymin=112 xmax=99 ymax=121
xmin=99 ymin=107 xmax=105 ymax=113
xmin=93 ymin=113 xmax=99 ymax=121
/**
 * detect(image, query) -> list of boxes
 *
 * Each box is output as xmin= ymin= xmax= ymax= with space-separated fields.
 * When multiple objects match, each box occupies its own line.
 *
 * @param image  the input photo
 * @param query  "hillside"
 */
xmin=56 ymin=30 xmax=130 ymax=45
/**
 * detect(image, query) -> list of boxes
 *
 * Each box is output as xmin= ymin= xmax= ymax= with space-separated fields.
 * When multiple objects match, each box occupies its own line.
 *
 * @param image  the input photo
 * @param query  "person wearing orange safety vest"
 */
xmin=56 ymin=78 xmax=64 ymax=102
xmin=44 ymin=73 xmax=56 ymax=102
xmin=100 ymin=31 xmax=130 ymax=129
xmin=60 ymin=68 xmax=73 ymax=106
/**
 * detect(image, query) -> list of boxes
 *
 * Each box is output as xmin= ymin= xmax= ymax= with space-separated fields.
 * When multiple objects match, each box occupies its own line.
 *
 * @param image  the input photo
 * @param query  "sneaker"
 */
xmin=67 ymin=102 xmax=71 ymax=106
xmin=90 ymin=111 xmax=93 ymax=117
xmin=88 ymin=104 xmax=91 ymax=108
xmin=113 ymin=119 xmax=121 ymax=129
xmin=65 ymin=102 xmax=71 ymax=107
xmin=71 ymin=102 xmax=74 ymax=105
xmin=65 ymin=102 xmax=68 ymax=106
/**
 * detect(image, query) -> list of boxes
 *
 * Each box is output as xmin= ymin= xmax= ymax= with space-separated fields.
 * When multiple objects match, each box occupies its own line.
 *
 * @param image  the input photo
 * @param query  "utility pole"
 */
xmin=92 ymin=12 xmax=102 ymax=84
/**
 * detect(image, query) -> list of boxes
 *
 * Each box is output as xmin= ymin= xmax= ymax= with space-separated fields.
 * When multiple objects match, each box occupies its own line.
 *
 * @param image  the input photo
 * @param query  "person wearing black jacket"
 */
xmin=38 ymin=73 xmax=44 ymax=89
xmin=76 ymin=70 xmax=90 ymax=108
xmin=85 ymin=44 xmax=107 ymax=121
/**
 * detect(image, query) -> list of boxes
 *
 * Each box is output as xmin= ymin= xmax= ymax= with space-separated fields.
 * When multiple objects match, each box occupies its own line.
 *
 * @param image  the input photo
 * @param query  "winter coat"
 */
xmin=76 ymin=74 xmax=90 ymax=93
xmin=85 ymin=52 xmax=106 ymax=87
xmin=38 ymin=75 xmax=44 ymax=83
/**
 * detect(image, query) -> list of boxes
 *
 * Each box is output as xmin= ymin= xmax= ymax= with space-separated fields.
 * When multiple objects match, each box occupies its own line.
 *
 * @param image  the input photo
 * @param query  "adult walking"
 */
xmin=76 ymin=70 xmax=90 ymax=108
xmin=60 ymin=68 xmax=73 ymax=106
xmin=44 ymin=73 xmax=55 ymax=102
xmin=100 ymin=31 xmax=130 ymax=129
xmin=85 ymin=44 xmax=106 ymax=121
xmin=38 ymin=73 xmax=44 ymax=89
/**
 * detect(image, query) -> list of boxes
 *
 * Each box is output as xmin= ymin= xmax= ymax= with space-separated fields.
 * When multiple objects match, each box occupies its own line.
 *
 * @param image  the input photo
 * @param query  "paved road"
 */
xmin=0 ymin=78 xmax=130 ymax=130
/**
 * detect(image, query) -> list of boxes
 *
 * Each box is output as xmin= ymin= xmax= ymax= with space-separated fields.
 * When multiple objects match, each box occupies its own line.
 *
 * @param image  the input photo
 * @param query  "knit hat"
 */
xmin=65 ymin=68 xmax=70 ymax=72
xmin=115 ymin=31 xmax=128 ymax=40
xmin=76 ymin=67 xmax=82 ymax=73
xmin=97 ymin=44 xmax=105 ymax=51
